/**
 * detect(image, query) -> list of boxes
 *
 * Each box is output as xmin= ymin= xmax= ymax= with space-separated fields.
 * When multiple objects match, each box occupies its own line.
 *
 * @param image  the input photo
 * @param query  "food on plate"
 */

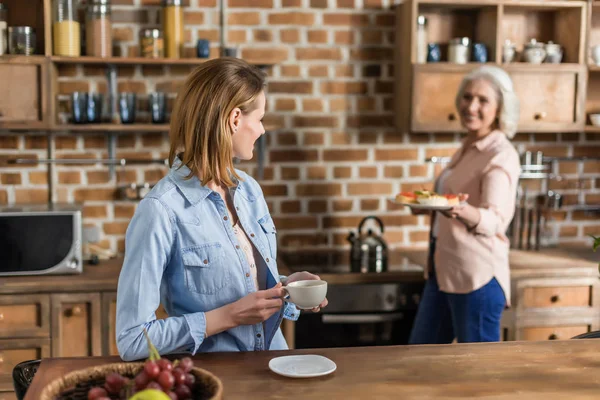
xmin=395 ymin=192 xmax=418 ymax=204
xmin=395 ymin=191 xmax=467 ymax=207
xmin=415 ymin=191 xmax=448 ymax=206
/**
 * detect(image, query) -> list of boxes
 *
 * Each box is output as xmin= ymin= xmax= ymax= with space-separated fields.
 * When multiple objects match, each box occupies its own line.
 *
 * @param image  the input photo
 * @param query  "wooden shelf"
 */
xmin=0 ymin=55 xmax=48 ymax=65
xmin=584 ymin=125 xmax=600 ymax=132
xmin=1 ymin=122 xmax=283 ymax=133
xmin=50 ymin=56 xmax=211 ymax=66
xmin=588 ymin=65 xmax=600 ymax=72
xmin=413 ymin=62 xmax=583 ymax=72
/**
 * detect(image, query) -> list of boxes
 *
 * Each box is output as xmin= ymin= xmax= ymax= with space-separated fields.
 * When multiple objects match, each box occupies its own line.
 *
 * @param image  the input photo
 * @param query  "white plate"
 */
xmin=269 ymin=355 xmax=337 ymax=378
xmin=390 ymin=198 xmax=454 ymax=211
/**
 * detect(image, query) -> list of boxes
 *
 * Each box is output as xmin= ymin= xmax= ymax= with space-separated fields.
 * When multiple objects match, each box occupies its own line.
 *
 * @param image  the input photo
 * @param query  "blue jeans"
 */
xmin=409 ymin=244 xmax=506 ymax=344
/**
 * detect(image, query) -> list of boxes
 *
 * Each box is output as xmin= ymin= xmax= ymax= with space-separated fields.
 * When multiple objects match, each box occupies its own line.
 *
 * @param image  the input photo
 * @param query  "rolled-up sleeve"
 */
xmin=116 ymin=198 xmax=205 ymax=361
xmin=472 ymin=161 xmax=519 ymax=237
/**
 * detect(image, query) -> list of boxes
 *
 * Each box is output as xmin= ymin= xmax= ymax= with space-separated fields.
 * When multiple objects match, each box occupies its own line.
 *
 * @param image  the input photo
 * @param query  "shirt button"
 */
xmin=266 ymin=258 xmax=270 ymax=262
xmin=236 ymin=245 xmax=240 ymax=249
xmin=223 ymin=216 xmax=228 ymax=221
xmin=246 ymin=273 xmax=250 ymax=277
xmin=236 ymin=207 xmax=240 ymax=210
xmin=257 ymin=333 xmax=261 ymax=338
xmin=250 ymin=233 xmax=255 ymax=237
xmin=203 ymin=259 xmax=208 ymax=264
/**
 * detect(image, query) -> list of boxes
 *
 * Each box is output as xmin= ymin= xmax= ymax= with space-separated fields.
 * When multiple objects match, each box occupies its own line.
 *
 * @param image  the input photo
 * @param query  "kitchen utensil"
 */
xmin=502 ymin=39 xmax=516 ymax=63
xmin=590 ymin=113 xmax=600 ymax=126
xmin=592 ymin=45 xmax=600 ymax=65
xmin=283 ymin=280 xmax=327 ymax=310
xmin=426 ymin=43 xmax=441 ymax=62
xmin=544 ymin=41 xmax=562 ymax=63
xmin=268 ymin=355 xmax=337 ymax=378
xmin=347 ymin=216 xmax=388 ymax=273
xmin=472 ymin=43 xmax=487 ymax=63
xmin=197 ymin=38 xmax=209 ymax=58
xmin=523 ymin=39 xmax=546 ymax=64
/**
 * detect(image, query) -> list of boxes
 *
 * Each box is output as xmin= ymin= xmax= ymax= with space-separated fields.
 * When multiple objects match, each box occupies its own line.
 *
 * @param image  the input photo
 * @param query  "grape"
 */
xmin=172 ymin=368 xmax=187 ymax=386
xmin=184 ymin=373 xmax=196 ymax=387
xmin=147 ymin=381 xmax=163 ymax=391
xmin=179 ymin=357 xmax=194 ymax=373
xmin=104 ymin=373 xmax=125 ymax=394
xmin=175 ymin=384 xmax=192 ymax=399
xmin=158 ymin=370 xmax=175 ymax=390
xmin=87 ymin=387 xmax=108 ymax=400
xmin=144 ymin=360 xmax=161 ymax=379
xmin=97 ymin=397 xmax=111 ymax=400
xmin=157 ymin=358 xmax=173 ymax=372
xmin=166 ymin=392 xmax=178 ymax=400
xmin=134 ymin=371 xmax=150 ymax=390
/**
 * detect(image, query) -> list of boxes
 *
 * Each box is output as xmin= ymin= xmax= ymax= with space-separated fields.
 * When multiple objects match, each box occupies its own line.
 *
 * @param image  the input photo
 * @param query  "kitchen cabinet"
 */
xmin=395 ymin=0 xmax=588 ymax=134
xmin=0 ymin=338 xmax=50 ymax=393
xmin=51 ymin=293 xmax=102 ymax=358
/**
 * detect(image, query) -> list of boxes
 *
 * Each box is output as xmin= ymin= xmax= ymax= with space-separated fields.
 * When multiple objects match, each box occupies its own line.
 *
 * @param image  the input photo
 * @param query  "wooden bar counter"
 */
xmin=25 ymin=339 xmax=600 ymax=399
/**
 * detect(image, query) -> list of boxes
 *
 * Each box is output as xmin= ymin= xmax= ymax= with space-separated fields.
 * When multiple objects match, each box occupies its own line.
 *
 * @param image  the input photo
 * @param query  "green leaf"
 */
xmin=592 ymin=235 xmax=600 ymax=252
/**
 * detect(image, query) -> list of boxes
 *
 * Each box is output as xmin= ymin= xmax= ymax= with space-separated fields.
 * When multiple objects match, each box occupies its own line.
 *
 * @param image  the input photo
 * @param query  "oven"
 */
xmin=293 ymin=282 xmax=424 ymax=349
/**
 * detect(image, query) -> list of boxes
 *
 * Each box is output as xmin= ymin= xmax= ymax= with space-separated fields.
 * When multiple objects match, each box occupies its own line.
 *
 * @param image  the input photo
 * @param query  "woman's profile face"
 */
xmin=458 ymin=78 xmax=499 ymax=135
xmin=230 ymin=91 xmax=266 ymax=161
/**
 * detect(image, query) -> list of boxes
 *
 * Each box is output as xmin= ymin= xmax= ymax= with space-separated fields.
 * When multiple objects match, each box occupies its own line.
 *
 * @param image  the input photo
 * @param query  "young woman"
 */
xmin=116 ymin=58 xmax=327 ymax=361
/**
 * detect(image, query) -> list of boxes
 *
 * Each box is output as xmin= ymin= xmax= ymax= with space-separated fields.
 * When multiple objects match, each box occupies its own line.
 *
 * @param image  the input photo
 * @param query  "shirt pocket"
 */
xmin=258 ymin=214 xmax=277 ymax=260
xmin=182 ymin=242 xmax=230 ymax=295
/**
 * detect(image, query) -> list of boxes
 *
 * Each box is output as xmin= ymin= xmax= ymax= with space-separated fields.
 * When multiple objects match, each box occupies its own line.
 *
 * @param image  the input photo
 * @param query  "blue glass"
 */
xmin=149 ymin=92 xmax=166 ymax=124
xmin=119 ymin=93 xmax=137 ymax=124
xmin=71 ymin=92 xmax=88 ymax=124
xmin=427 ymin=43 xmax=441 ymax=63
xmin=196 ymin=39 xmax=210 ymax=58
xmin=86 ymin=93 xmax=103 ymax=123
xmin=473 ymin=43 xmax=488 ymax=63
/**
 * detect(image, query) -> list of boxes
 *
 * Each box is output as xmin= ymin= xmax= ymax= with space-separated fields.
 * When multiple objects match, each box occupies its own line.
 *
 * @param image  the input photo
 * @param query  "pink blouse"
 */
xmin=431 ymin=130 xmax=521 ymax=306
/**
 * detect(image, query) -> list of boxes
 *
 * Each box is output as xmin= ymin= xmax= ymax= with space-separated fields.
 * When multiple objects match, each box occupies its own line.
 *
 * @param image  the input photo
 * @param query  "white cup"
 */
xmin=283 ymin=280 xmax=328 ymax=309
xmin=592 ymin=45 xmax=600 ymax=65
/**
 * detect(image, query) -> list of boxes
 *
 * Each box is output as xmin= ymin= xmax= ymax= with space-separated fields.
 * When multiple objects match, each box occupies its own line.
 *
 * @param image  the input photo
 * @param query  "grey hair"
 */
xmin=455 ymin=65 xmax=520 ymax=139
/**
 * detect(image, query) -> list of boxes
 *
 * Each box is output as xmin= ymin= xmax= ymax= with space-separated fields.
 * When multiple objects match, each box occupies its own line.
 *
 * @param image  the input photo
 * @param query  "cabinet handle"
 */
xmin=448 ymin=113 xmax=456 ymax=121
xmin=550 ymin=295 xmax=561 ymax=303
xmin=66 ymin=306 xmax=82 ymax=317
xmin=534 ymin=112 xmax=547 ymax=121
xmin=548 ymin=333 xmax=559 ymax=340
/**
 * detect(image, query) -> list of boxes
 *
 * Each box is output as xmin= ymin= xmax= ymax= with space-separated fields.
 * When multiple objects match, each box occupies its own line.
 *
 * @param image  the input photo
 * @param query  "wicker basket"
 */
xmin=39 ymin=362 xmax=223 ymax=400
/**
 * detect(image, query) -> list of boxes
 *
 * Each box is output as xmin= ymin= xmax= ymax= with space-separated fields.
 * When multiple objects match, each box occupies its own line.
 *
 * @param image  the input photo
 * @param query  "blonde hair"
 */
xmin=168 ymin=58 xmax=267 ymax=187
xmin=455 ymin=66 xmax=520 ymax=139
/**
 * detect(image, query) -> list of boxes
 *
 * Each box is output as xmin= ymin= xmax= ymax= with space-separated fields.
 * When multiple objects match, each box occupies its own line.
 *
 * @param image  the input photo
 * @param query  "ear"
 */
xmin=229 ymin=107 xmax=242 ymax=134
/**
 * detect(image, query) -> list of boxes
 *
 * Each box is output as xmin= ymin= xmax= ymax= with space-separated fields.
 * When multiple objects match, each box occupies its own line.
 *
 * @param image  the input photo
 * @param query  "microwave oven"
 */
xmin=0 ymin=204 xmax=83 ymax=276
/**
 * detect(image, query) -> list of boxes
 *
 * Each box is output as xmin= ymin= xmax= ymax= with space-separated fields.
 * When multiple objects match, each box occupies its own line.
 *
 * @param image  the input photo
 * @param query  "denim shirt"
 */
xmin=116 ymin=158 xmax=299 ymax=361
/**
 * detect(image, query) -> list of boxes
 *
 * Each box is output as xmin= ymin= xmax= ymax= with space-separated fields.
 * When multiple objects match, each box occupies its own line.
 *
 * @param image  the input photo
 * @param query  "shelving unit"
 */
xmin=395 ymin=0 xmax=589 ymax=134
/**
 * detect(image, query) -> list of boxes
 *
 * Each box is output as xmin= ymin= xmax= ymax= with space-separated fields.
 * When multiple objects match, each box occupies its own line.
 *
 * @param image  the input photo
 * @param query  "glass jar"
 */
xmin=162 ymin=0 xmax=183 ymax=58
xmin=448 ymin=37 xmax=470 ymax=64
xmin=140 ymin=28 xmax=164 ymax=58
xmin=53 ymin=0 xmax=80 ymax=56
xmin=416 ymin=15 xmax=427 ymax=64
xmin=8 ymin=26 xmax=36 ymax=55
xmin=0 ymin=3 xmax=7 ymax=56
xmin=86 ymin=0 xmax=112 ymax=57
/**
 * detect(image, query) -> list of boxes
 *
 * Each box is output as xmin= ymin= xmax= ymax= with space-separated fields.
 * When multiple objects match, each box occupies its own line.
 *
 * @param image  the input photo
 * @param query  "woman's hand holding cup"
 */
xmin=284 ymin=271 xmax=329 ymax=312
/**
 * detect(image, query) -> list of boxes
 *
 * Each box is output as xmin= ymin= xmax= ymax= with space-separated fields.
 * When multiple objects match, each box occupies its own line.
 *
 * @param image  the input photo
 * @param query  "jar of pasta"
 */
xmin=140 ymin=29 xmax=164 ymax=58
xmin=162 ymin=0 xmax=183 ymax=58
xmin=53 ymin=0 xmax=80 ymax=57
xmin=86 ymin=0 xmax=112 ymax=57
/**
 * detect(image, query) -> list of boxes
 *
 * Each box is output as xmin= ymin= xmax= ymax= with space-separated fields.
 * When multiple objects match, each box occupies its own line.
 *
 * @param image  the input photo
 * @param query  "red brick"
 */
xmin=229 ymin=0 xmax=273 ymax=6
xmin=303 ymin=99 xmax=324 ymax=112
xmin=117 ymin=81 xmax=147 ymax=94
xmin=280 ymin=29 xmax=300 ymax=43
xmin=308 ymin=65 xmax=329 ymax=77
xmin=269 ymin=12 xmax=315 ymax=25
xmin=357 ymin=97 xmax=376 ymax=111
xmin=410 ymin=165 xmax=430 ymax=177
xmin=304 ymin=132 xmax=325 ymax=145
xmin=281 ymin=234 xmax=328 ymax=247
xmin=335 ymin=65 xmax=354 ymax=77
xmin=15 ymin=189 xmax=48 ymax=203
xmin=228 ymin=12 xmax=261 ymax=25
xmin=337 ymin=0 xmax=355 ymax=6
xmin=350 ymin=47 xmax=393 ymax=61
xmin=358 ymin=132 xmax=377 ymax=144
xmin=262 ymin=184 xmax=288 ymax=196
xmin=282 ymin=0 xmax=301 ymax=5
xmin=323 ymin=216 xmax=365 ymax=229
xmin=308 ymin=200 xmax=328 ymax=213
xmin=361 ymin=199 xmax=380 ymax=211
xmin=113 ymin=27 xmax=134 ymax=41
xmin=199 ymin=0 xmax=217 ymax=5
xmin=364 ymin=0 xmax=383 ymax=7
xmin=359 ymin=166 xmax=378 ymax=178
xmin=273 ymin=216 xmax=319 ymax=229
xmin=321 ymin=81 xmax=367 ymax=94
xmin=281 ymin=167 xmax=300 ymax=180
xmin=254 ymin=29 xmax=274 ymax=42
xmin=83 ymin=205 xmax=108 ymax=219
xmin=0 ymin=136 xmax=19 ymax=149
xmin=270 ymin=150 xmax=318 ymax=163
xmin=401 ymin=182 xmax=434 ymax=193
xmin=104 ymin=221 xmax=130 ymax=235
xmin=307 ymin=166 xmax=327 ymax=180
xmin=87 ymin=171 xmax=110 ymax=184
xmin=275 ymin=98 xmax=296 ymax=111
xmin=58 ymin=171 xmax=82 ymax=184
xmin=280 ymin=65 xmax=301 ymax=77
xmin=361 ymin=30 xmax=383 ymax=44
xmin=307 ymin=30 xmax=329 ymax=43
xmin=296 ymin=183 xmax=342 ymax=196
xmin=1 ymin=173 xmax=21 ymax=185
xmin=28 ymin=171 xmax=48 ymax=185
xmin=375 ymin=149 xmax=419 ymax=161
xmin=347 ymin=115 xmax=394 ymax=128
xmin=269 ymin=81 xmax=313 ymax=94
xmin=83 ymin=136 xmax=106 ymax=149
xmin=0 ymin=190 xmax=6 ymax=204
xmin=296 ymin=48 xmax=342 ymax=60
xmin=330 ymin=98 xmax=351 ymax=112
xmin=58 ymin=81 xmax=90 ymax=94
xmin=582 ymin=162 xmax=600 ymax=174
xmin=277 ymin=132 xmax=299 ymax=146
xmin=334 ymin=167 xmax=352 ymax=179
xmin=330 ymin=199 xmax=352 ymax=212
xmin=331 ymin=132 xmax=352 ymax=145
xmin=116 ymin=170 xmax=139 ymax=183
xmin=323 ymin=13 xmax=369 ymax=26
xmin=55 ymin=136 xmax=78 ymax=150
xmin=228 ymin=30 xmax=247 ymax=43
xmin=335 ymin=30 xmax=354 ymax=45
xmin=310 ymin=0 xmax=328 ymax=7
xmin=323 ymin=149 xmax=368 ymax=162
xmin=583 ymin=225 xmax=600 ymax=236
xmin=74 ymin=188 xmax=116 ymax=202
xmin=58 ymin=64 xmax=78 ymax=77
xmin=347 ymin=183 xmax=392 ymax=195
xmin=281 ymin=200 xmax=301 ymax=213
xmin=197 ymin=29 xmax=219 ymax=41
xmin=410 ymin=230 xmax=430 ymax=243
xmin=25 ymin=136 xmax=47 ymax=149
xmin=293 ymin=116 xmax=338 ymax=128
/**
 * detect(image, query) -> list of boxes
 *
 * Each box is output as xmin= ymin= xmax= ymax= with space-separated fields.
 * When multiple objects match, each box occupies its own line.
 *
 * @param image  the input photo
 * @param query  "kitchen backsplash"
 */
xmin=0 ymin=0 xmax=598 ymax=255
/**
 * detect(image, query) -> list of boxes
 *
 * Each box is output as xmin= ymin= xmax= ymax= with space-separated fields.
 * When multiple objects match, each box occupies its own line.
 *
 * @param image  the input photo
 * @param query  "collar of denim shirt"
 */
xmin=169 ymin=156 xmax=255 ymax=206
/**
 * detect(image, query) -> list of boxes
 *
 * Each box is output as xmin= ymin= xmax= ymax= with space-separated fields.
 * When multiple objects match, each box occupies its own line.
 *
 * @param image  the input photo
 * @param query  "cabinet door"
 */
xmin=101 ymin=292 xmax=169 ymax=356
xmin=0 ymin=64 xmax=42 ymax=123
xmin=510 ymin=69 xmax=585 ymax=131
xmin=0 ymin=338 xmax=51 ymax=392
xmin=0 ymin=295 xmax=50 ymax=338
xmin=411 ymin=67 xmax=464 ymax=132
xmin=522 ymin=325 xmax=589 ymax=341
xmin=51 ymin=294 xmax=102 ymax=357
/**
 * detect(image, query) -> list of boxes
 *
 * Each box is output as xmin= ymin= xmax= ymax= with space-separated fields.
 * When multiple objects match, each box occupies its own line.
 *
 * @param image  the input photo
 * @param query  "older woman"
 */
xmin=409 ymin=65 xmax=521 ymax=344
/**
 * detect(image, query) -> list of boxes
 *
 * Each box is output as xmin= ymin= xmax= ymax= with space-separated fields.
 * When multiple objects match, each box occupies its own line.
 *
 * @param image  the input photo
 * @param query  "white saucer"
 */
xmin=268 ymin=355 xmax=337 ymax=378
xmin=390 ymin=199 xmax=453 ymax=211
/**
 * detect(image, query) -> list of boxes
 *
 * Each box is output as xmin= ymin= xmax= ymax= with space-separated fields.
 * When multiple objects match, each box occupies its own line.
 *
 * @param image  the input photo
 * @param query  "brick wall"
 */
xmin=0 ymin=0 xmax=599 ymax=256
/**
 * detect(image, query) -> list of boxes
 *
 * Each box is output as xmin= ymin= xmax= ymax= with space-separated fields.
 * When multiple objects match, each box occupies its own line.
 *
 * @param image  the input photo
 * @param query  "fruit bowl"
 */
xmin=38 ymin=361 xmax=223 ymax=400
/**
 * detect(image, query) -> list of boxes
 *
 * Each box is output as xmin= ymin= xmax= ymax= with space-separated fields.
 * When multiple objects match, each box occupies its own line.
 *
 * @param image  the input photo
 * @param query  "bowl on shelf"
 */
xmin=589 ymin=113 xmax=600 ymax=127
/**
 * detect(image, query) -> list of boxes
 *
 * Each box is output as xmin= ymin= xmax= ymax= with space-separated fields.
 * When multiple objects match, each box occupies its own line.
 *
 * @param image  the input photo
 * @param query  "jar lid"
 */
xmin=90 ymin=0 xmax=111 ymax=3
xmin=9 ymin=26 xmax=35 ymax=34
xmin=162 ymin=0 xmax=183 ymax=5
xmin=141 ymin=28 xmax=163 ymax=38
xmin=525 ymin=38 xmax=544 ymax=49
xmin=0 ymin=3 xmax=6 ymax=11
xmin=90 ymin=3 xmax=111 ymax=14
xmin=417 ymin=15 xmax=427 ymax=25
xmin=449 ymin=37 xmax=470 ymax=46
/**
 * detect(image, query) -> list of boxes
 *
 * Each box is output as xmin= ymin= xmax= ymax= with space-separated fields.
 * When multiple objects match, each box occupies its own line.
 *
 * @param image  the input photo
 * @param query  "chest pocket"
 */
xmin=182 ymin=243 xmax=229 ymax=295
xmin=258 ymin=214 xmax=277 ymax=260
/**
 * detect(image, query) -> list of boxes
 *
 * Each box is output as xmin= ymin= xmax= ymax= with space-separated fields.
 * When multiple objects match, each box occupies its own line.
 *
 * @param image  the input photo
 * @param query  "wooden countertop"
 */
xmin=24 ymin=339 xmax=600 ymax=400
